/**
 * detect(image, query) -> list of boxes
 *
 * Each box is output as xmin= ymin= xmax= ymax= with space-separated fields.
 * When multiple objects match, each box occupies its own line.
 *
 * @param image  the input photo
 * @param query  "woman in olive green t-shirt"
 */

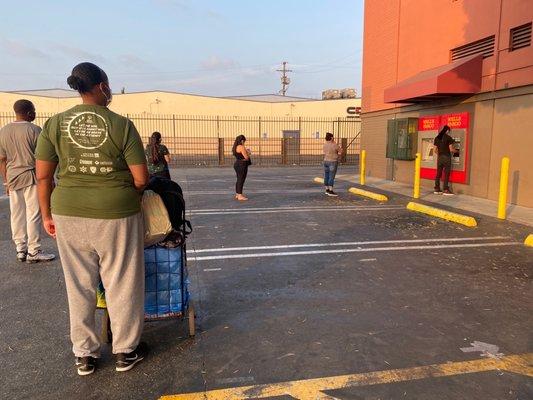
xmin=35 ymin=62 xmax=149 ymax=376
xmin=145 ymin=131 xmax=171 ymax=179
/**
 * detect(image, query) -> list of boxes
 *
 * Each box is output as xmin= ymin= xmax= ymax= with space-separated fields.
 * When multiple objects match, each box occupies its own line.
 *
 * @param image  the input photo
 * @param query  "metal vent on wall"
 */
xmin=451 ymin=35 xmax=495 ymax=61
xmin=510 ymin=22 xmax=532 ymax=51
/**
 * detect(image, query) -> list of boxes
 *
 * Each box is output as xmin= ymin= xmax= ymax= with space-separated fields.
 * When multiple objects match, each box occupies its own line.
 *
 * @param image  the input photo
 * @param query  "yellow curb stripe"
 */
xmin=313 ymin=177 xmax=323 ymax=184
xmin=525 ymin=234 xmax=533 ymax=247
xmin=406 ymin=201 xmax=477 ymax=227
xmin=348 ymin=187 xmax=388 ymax=202
xmin=160 ymin=353 xmax=533 ymax=400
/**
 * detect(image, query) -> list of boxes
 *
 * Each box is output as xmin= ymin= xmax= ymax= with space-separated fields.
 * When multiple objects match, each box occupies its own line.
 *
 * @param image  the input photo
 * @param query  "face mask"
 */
xmin=100 ymin=83 xmax=112 ymax=106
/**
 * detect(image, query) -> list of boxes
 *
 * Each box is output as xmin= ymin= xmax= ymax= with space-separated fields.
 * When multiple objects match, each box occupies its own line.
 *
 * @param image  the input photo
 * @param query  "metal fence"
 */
xmin=0 ymin=112 xmax=361 ymax=167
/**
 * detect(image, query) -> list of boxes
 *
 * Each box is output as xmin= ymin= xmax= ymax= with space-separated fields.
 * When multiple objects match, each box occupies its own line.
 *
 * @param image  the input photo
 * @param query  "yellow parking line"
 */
xmin=407 ymin=201 xmax=477 ymax=227
xmin=348 ymin=187 xmax=389 ymax=202
xmin=524 ymin=234 xmax=533 ymax=247
xmin=160 ymin=353 xmax=533 ymax=400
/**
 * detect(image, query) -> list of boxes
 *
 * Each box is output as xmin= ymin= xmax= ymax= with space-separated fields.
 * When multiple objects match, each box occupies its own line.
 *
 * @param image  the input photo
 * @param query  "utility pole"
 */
xmin=277 ymin=61 xmax=292 ymax=96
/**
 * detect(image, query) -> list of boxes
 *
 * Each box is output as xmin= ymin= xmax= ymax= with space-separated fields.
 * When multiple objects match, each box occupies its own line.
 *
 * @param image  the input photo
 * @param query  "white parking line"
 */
xmin=190 ymin=206 xmax=402 ymax=216
xmin=191 ymin=236 xmax=509 ymax=253
xmin=203 ymin=268 xmax=222 ymax=272
xmin=190 ymin=205 xmax=398 ymax=212
xmin=186 ymin=189 xmax=325 ymax=195
xmin=189 ymin=242 xmax=521 ymax=261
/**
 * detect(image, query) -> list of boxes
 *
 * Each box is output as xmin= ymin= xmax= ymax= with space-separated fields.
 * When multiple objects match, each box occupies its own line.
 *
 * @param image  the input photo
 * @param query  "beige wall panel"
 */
xmin=488 ymin=94 xmax=533 ymax=207
xmin=361 ymin=115 xmax=388 ymax=179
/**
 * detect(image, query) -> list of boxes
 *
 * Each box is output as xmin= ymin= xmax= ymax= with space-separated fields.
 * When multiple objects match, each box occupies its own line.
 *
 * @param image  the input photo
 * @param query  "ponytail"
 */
xmin=149 ymin=132 xmax=162 ymax=163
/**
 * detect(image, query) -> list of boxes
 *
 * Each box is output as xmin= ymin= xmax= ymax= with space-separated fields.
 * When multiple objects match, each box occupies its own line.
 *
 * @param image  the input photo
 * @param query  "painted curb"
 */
xmin=349 ymin=187 xmax=389 ymax=202
xmin=525 ymin=234 xmax=533 ymax=247
xmin=406 ymin=201 xmax=477 ymax=227
xmin=313 ymin=177 xmax=323 ymax=184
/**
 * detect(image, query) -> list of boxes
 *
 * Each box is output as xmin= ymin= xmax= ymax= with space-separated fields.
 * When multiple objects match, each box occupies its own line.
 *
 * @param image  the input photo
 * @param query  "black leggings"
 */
xmin=435 ymin=155 xmax=452 ymax=190
xmin=234 ymin=161 xmax=248 ymax=194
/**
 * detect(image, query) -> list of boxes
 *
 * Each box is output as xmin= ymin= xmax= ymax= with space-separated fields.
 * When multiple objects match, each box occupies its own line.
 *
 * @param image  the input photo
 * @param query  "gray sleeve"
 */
xmin=32 ymin=125 xmax=42 ymax=147
xmin=0 ymin=131 xmax=6 ymax=158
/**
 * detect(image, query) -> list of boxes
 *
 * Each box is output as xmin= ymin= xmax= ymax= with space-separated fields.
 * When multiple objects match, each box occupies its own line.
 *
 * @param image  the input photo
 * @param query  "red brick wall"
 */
xmin=362 ymin=0 xmax=533 ymax=113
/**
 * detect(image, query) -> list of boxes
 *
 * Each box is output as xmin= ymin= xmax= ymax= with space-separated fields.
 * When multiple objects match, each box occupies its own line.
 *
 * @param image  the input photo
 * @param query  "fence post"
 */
xmin=341 ymin=138 xmax=348 ymax=163
xmin=258 ymin=116 xmax=262 ymax=166
xmin=413 ymin=152 xmax=421 ymax=199
xmin=218 ymin=138 xmax=224 ymax=166
xmin=360 ymin=149 xmax=366 ymax=185
xmin=172 ymin=114 xmax=176 ymax=138
xmin=498 ymin=156 xmax=510 ymax=220
xmin=298 ymin=117 xmax=302 ymax=165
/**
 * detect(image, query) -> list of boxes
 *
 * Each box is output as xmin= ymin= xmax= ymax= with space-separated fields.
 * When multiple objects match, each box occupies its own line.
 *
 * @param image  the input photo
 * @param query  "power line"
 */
xmin=276 ymin=61 xmax=292 ymax=96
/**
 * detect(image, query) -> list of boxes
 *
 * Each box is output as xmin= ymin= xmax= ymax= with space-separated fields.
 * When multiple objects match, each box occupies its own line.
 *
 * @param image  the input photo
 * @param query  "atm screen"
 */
xmin=421 ymin=138 xmax=435 ymax=162
xmin=452 ymin=138 xmax=461 ymax=164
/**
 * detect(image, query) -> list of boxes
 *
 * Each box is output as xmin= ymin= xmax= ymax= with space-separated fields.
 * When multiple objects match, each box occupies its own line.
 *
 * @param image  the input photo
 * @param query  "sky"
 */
xmin=0 ymin=0 xmax=363 ymax=98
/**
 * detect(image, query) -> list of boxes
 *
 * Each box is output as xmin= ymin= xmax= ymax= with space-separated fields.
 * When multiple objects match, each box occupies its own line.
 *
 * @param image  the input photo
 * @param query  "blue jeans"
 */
xmin=323 ymin=161 xmax=338 ymax=187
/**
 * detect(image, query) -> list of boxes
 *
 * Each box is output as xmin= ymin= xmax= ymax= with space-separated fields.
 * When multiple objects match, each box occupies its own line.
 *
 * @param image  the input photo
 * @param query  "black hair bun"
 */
xmin=67 ymin=75 xmax=85 ymax=92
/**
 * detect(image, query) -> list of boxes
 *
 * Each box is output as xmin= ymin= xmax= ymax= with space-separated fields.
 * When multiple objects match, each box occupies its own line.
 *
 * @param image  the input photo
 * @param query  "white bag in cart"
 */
xmin=142 ymin=190 xmax=173 ymax=247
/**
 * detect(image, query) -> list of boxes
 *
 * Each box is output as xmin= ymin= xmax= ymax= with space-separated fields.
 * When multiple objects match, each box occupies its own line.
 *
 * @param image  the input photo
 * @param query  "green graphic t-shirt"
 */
xmin=35 ymin=104 xmax=146 ymax=219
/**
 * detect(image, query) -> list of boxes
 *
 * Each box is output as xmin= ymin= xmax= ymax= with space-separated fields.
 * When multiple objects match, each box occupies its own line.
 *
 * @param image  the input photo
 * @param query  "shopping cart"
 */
xmin=97 ymin=244 xmax=195 ymax=343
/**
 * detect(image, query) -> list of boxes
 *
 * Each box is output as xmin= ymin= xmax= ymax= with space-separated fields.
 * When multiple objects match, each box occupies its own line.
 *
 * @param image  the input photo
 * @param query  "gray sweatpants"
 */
xmin=54 ymin=213 xmax=145 ymax=357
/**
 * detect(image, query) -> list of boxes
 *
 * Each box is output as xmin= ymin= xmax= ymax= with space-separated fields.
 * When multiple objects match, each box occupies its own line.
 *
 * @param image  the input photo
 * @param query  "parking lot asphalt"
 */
xmin=0 ymin=166 xmax=531 ymax=400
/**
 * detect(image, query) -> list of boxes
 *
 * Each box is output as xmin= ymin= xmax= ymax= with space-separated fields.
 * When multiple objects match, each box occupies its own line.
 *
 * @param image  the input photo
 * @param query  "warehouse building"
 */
xmin=0 ymin=89 xmax=361 ymax=166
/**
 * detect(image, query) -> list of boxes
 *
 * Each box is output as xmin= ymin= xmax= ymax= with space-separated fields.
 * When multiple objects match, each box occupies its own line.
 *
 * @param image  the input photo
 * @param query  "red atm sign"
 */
xmin=418 ymin=112 xmax=469 ymax=131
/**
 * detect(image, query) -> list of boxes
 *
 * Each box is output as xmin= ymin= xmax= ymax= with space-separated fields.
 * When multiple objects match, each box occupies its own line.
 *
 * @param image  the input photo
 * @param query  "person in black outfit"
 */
xmin=433 ymin=125 xmax=456 ymax=196
xmin=232 ymin=135 xmax=251 ymax=201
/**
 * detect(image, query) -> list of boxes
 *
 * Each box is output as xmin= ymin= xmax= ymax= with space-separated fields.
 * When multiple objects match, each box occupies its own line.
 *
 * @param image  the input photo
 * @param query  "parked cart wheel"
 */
xmin=188 ymin=304 xmax=195 ymax=337
xmin=101 ymin=309 xmax=112 ymax=344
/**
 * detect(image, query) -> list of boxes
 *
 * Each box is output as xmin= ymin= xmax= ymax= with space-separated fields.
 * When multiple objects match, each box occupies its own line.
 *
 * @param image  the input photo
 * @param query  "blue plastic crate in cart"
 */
xmin=96 ymin=245 xmax=191 ymax=320
xmin=144 ymin=245 xmax=189 ymax=319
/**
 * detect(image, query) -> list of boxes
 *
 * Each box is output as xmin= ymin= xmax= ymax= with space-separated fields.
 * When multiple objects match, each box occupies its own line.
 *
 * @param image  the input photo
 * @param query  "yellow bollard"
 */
xmin=497 ymin=156 xmax=510 ymax=220
xmin=360 ymin=150 xmax=366 ymax=185
xmin=413 ymin=152 xmax=421 ymax=199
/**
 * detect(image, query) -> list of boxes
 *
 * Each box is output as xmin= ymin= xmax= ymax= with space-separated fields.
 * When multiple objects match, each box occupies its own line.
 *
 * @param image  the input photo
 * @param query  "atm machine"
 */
xmin=417 ymin=112 xmax=470 ymax=184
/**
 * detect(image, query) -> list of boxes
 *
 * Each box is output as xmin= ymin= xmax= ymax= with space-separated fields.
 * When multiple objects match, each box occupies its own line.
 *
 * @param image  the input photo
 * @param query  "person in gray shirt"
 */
xmin=0 ymin=100 xmax=55 ymax=263
xmin=322 ymin=132 xmax=342 ymax=197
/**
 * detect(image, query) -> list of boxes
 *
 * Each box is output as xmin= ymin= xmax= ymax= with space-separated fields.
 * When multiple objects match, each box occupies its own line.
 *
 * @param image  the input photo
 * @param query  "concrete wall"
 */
xmin=361 ymin=85 xmax=533 ymax=207
xmin=0 ymin=90 xmax=361 ymax=119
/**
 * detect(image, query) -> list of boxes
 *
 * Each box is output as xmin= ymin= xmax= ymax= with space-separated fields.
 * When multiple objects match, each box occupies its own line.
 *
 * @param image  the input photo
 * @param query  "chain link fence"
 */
xmin=0 ymin=112 xmax=361 ymax=167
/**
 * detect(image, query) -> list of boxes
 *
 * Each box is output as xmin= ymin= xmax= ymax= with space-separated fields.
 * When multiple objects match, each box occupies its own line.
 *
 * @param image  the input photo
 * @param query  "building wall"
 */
xmin=362 ymin=0 xmax=533 ymax=113
xmin=361 ymin=0 xmax=533 ymax=207
xmin=0 ymin=90 xmax=361 ymax=119
xmin=361 ymin=85 xmax=533 ymax=207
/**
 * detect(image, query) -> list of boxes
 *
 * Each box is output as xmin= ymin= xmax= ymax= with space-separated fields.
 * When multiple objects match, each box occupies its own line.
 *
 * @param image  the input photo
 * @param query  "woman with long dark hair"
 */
xmin=232 ymin=134 xmax=251 ymax=201
xmin=145 ymin=131 xmax=171 ymax=179
xmin=433 ymin=125 xmax=456 ymax=196
xmin=35 ymin=62 xmax=149 ymax=376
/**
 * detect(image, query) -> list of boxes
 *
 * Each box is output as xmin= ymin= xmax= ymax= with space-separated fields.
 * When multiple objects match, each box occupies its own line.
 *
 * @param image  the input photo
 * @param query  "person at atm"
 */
xmin=433 ymin=125 xmax=457 ymax=196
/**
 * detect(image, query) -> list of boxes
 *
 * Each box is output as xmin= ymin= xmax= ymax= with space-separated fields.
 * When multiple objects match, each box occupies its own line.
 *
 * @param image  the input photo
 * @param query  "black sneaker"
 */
xmin=325 ymin=189 xmax=331 ymax=195
xmin=326 ymin=190 xmax=338 ymax=197
xmin=115 ymin=342 xmax=148 ymax=372
xmin=16 ymin=251 xmax=27 ymax=262
xmin=434 ymin=188 xmax=443 ymax=194
xmin=76 ymin=356 xmax=96 ymax=376
xmin=443 ymin=189 xmax=454 ymax=196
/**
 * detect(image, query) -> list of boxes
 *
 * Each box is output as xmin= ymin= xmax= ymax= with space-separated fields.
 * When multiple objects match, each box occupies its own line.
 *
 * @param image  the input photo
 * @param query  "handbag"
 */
xmin=142 ymin=190 xmax=173 ymax=247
